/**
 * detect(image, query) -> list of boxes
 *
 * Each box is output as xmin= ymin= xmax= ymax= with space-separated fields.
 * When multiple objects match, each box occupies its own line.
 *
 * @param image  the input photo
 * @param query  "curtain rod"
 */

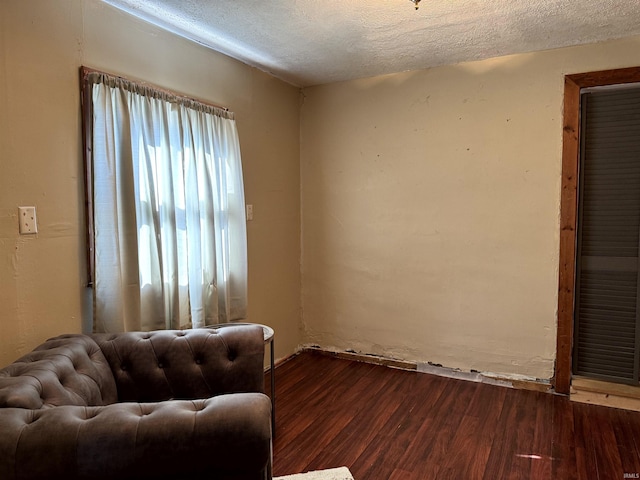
xmin=80 ymin=66 xmax=230 ymax=113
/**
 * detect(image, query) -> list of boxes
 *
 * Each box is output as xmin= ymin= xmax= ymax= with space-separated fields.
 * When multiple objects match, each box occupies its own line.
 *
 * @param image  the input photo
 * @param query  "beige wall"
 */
xmin=300 ymin=36 xmax=640 ymax=380
xmin=4 ymin=0 xmax=640 ymax=382
xmin=0 ymin=0 xmax=301 ymax=366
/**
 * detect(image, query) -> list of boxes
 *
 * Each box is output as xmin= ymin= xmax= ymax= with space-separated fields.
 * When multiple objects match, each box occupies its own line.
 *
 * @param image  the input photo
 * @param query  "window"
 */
xmin=81 ymin=68 xmax=247 ymax=332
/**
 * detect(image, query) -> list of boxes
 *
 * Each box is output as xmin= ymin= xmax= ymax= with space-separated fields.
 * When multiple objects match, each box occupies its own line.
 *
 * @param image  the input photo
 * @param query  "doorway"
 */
xmin=555 ymin=67 xmax=640 ymax=395
xmin=572 ymin=83 xmax=640 ymax=385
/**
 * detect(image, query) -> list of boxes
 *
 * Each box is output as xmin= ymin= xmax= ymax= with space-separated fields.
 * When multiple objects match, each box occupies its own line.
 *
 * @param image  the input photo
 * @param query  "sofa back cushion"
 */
xmin=91 ymin=325 xmax=265 ymax=402
xmin=0 ymin=335 xmax=118 ymax=409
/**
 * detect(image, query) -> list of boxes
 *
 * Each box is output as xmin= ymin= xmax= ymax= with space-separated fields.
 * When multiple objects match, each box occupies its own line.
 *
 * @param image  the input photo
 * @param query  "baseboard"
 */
xmin=302 ymin=346 xmax=417 ymax=371
xmin=300 ymin=345 xmax=552 ymax=393
xmin=264 ymin=351 xmax=300 ymax=373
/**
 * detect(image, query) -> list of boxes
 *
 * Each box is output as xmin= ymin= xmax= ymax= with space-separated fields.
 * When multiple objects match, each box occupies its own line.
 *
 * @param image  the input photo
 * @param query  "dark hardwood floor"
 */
xmin=265 ymin=351 xmax=640 ymax=479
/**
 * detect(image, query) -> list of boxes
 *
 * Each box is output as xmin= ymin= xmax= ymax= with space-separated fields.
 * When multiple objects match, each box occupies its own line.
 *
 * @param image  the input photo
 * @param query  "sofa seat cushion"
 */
xmin=0 ymin=335 xmax=117 ymax=409
xmin=0 ymin=392 xmax=271 ymax=480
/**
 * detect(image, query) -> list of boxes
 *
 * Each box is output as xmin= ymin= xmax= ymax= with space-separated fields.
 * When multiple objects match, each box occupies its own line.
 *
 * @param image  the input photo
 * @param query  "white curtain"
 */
xmin=89 ymin=73 xmax=247 ymax=332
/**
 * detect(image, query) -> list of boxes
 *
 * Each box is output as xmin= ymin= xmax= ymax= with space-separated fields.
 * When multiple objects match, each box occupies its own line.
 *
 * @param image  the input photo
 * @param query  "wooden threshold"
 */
xmin=571 ymin=376 xmax=640 ymax=412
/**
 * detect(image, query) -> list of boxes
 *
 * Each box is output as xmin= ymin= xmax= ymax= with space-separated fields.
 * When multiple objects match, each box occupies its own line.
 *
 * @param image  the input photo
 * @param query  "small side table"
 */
xmin=206 ymin=322 xmax=275 ymax=436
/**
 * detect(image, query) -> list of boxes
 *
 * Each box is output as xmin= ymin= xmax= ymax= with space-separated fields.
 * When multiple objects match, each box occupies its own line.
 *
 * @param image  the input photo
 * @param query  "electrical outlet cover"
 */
xmin=18 ymin=206 xmax=37 ymax=234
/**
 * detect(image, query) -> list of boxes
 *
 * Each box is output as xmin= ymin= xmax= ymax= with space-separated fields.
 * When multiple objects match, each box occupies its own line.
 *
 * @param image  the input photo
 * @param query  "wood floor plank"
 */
xmin=510 ymin=389 xmax=539 ymax=479
xmin=614 ymin=410 xmax=640 ymax=476
xmin=438 ymin=381 xmax=507 ymax=479
xmin=588 ymin=406 xmax=625 ymax=479
xmin=551 ymin=394 xmax=578 ymax=480
xmin=270 ymin=355 xmax=356 ymax=452
xmin=267 ymin=351 xmax=640 ymax=479
xmin=304 ymin=367 xmax=413 ymax=472
xmin=274 ymin=358 xmax=378 ymax=473
xmin=529 ymin=391 xmax=553 ymax=479
xmin=397 ymin=378 xmax=474 ymax=477
xmin=277 ymin=363 xmax=380 ymax=472
xmin=573 ymin=402 xmax=606 ymax=479
xmin=388 ymin=468 xmax=421 ymax=480
xmin=482 ymin=388 xmax=538 ymax=479
xmin=350 ymin=371 xmax=449 ymax=479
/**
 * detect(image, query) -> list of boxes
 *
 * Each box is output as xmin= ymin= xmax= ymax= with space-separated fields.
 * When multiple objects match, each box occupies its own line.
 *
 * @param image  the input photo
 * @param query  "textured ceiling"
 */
xmin=103 ymin=0 xmax=640 ymax=87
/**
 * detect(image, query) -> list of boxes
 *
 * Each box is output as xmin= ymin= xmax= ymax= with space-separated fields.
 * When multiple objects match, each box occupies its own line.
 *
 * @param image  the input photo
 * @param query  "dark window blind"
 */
xmin=574 ymin=86 xmax=640 ymax=384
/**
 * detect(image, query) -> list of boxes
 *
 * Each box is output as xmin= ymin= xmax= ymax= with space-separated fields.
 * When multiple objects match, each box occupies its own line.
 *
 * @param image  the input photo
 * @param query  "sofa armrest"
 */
xmin=0 ymin=335 xmax=117 ymax=409
xmin=0 ymin=393 xmax=272 ymax=480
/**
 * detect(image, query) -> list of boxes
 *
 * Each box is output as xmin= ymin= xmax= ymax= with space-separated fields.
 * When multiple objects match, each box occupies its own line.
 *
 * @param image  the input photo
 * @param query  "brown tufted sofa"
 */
xmin=0 ymin=325 xmax=272 ymax=480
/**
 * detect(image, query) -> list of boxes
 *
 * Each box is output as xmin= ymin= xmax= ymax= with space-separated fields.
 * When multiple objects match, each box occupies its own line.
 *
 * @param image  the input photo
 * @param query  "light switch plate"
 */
xmin=18 ymin=206 xmax=37 ymax=234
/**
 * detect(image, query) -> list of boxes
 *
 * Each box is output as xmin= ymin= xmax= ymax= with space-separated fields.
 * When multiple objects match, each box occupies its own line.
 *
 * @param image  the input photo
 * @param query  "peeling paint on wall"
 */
xmin=300 ymin=35 xmax=640 ymax=380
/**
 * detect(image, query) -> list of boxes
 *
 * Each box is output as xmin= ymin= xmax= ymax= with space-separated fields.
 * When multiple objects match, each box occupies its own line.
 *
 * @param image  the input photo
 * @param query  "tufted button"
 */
xmin=158 ymin=362 xmax=164 ymax=368
xmin=121 ymin=364 xmax=128 ymax=372
xmin=194 ymin=357 xmax=202 ymax=365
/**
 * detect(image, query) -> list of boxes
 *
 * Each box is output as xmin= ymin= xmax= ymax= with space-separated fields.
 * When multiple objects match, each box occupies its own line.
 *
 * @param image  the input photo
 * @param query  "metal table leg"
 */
xmin=270 ymin=337 xmax=275 ymax=437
